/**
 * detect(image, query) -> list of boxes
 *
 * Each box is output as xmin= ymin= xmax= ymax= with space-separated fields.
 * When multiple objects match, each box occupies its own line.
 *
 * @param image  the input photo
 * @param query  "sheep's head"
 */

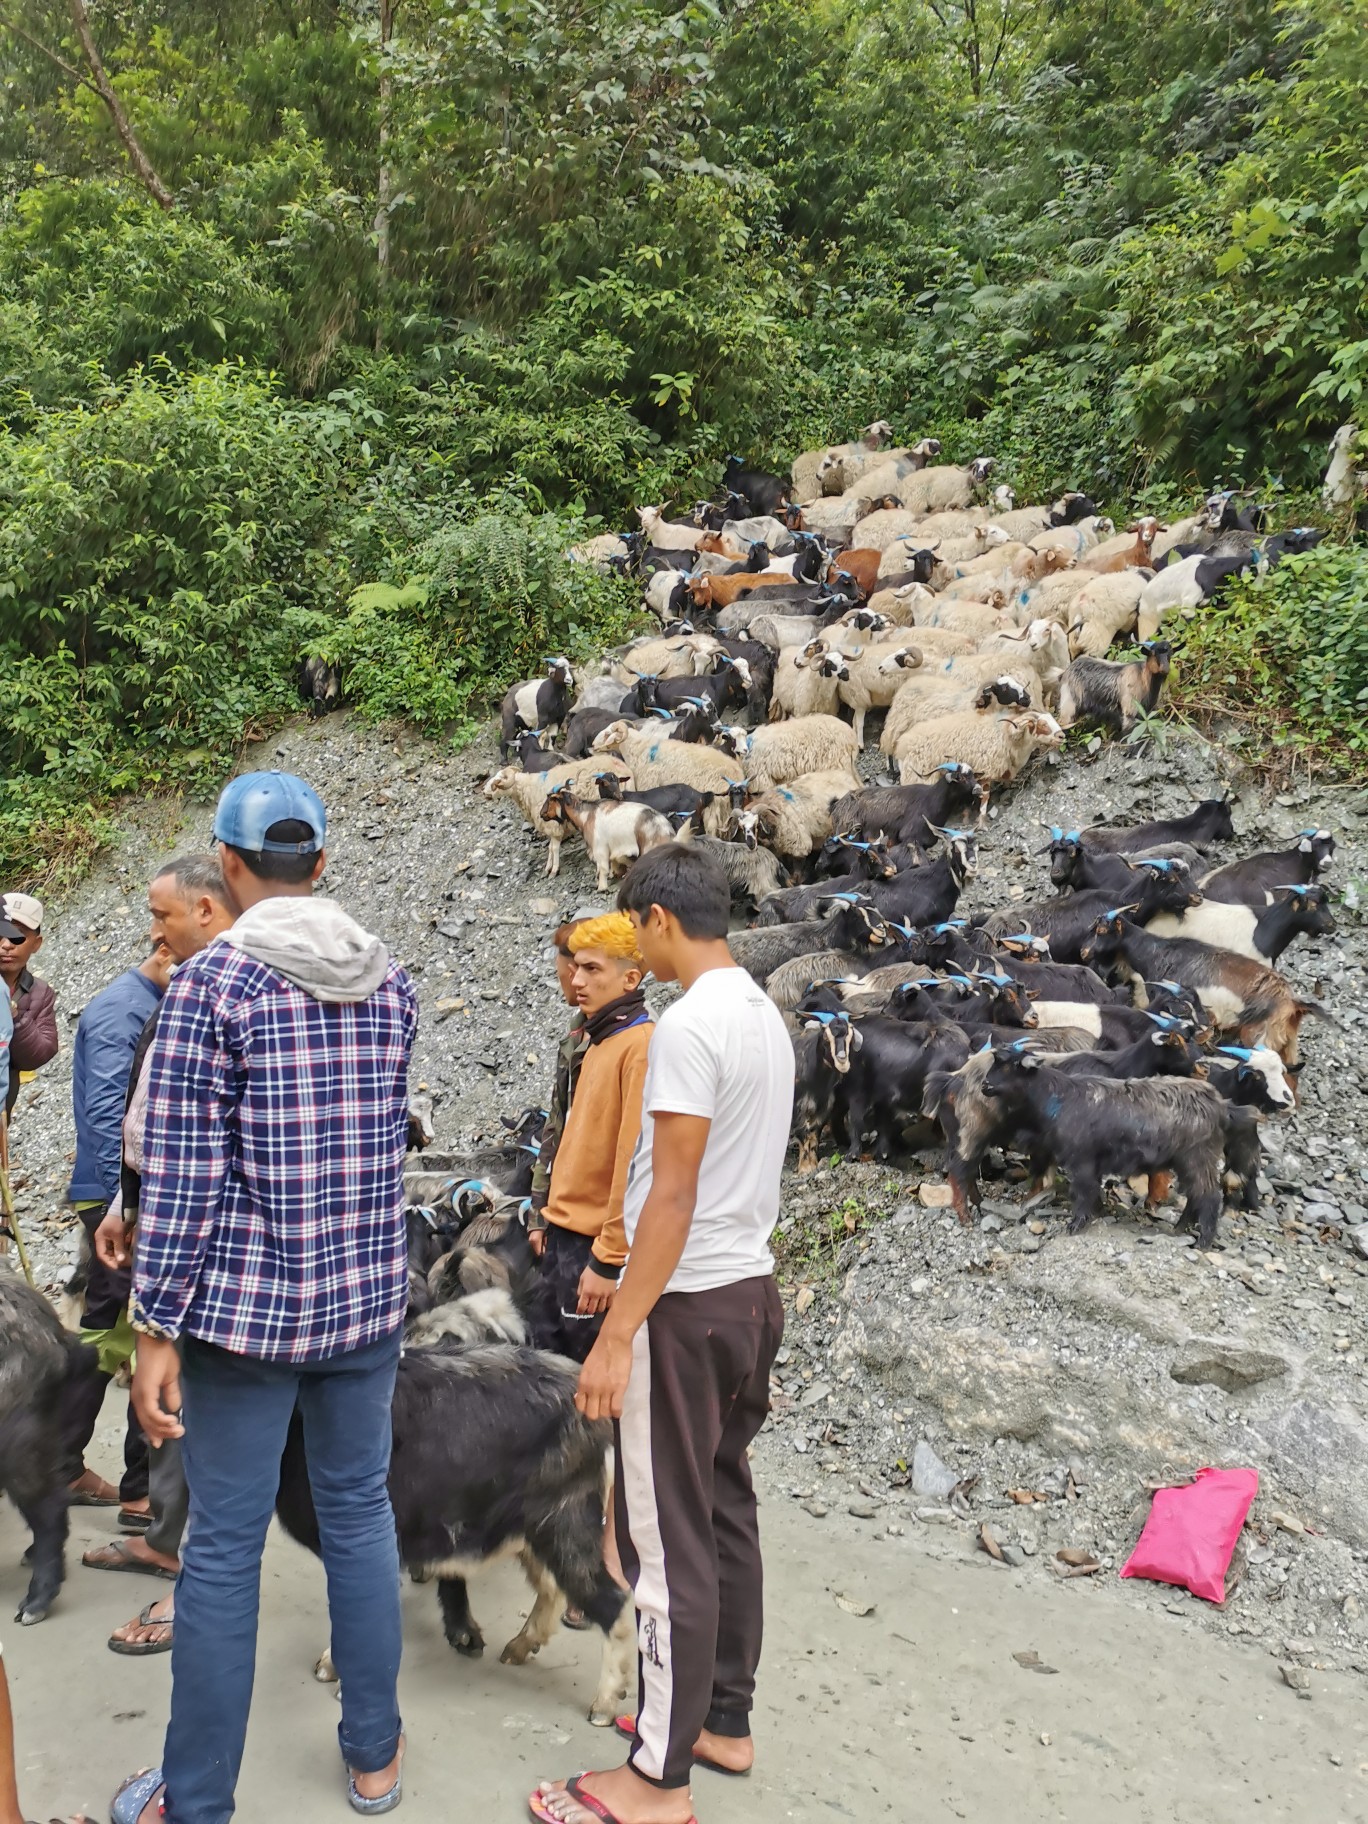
xmin=968 ymin=456 xmax=997 ymax=485
xmin=590 ymin=720 xmax=631 ymax=754
xmin=818 ymin=654 xmax=850 ymax=682
xmin=547 ymin=656 xmax=574 ymax=685
xmin=878 ymin=646 xmax=921 ymax=676
xmin=483 ymin=766 xmax=518 ymax=800
xmin=863 ymin=420 xmax=895 ymax=448
xmin=906 ymin=546 xmax=941 ymax=585
xmin=1039 ymin=547 xmax=1073 ymax=576
xmin=911 ymin=437 xmax=943 ymax=459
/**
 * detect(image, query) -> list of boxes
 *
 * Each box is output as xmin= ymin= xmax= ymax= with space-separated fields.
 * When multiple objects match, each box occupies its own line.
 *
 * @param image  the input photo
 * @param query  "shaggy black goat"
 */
xmin=980 ymin=869 xmax=1200 ymax=964
xmin=980 ymin=1048 xmax=1230 ymax=1245
xmin=1198 ymin=830 xmax=1336 ymax=905
xmin=1 ymin=1273 xmax=104 ymax=1624
xmin=723 ymin=455 xmax=791 ymax=518
xmin=831 ymin=763 xmax=985 ymax=853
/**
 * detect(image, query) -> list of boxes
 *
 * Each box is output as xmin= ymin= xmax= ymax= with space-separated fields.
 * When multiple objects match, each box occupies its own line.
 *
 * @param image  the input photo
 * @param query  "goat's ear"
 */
xmin=849 ymin=1027 xmax=864 ymax=1051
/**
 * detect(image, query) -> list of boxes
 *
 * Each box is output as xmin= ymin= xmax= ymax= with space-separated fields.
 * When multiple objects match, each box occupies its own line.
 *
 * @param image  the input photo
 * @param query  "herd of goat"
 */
xmin=484 ymin=427 xmax=1340 ymax=1258
xmin=0 ymin=429 xmax=1350 ymax=1738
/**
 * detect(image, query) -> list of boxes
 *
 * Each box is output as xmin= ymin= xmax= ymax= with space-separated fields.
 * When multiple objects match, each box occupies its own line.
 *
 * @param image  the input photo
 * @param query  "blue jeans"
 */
xmin=161 ymin=1329 xmax=404 ymax=1824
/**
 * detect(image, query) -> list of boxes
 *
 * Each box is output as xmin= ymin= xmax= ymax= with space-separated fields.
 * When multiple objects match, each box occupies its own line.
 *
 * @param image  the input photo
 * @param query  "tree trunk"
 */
xmin=66 ymin=0 xmax=175 ymax=208
xmin=373 ymin=0 xmax=396 ymax=352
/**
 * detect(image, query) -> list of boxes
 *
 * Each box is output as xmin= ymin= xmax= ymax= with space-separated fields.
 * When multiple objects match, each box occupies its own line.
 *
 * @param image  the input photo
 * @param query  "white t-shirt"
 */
xmin=623 ymin=966 xmax=794 ymax=1294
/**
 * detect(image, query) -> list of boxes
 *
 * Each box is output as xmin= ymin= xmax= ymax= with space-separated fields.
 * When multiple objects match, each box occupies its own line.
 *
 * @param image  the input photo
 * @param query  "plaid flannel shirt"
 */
xmin=131 ymin=938 xmax=419 ymax=1363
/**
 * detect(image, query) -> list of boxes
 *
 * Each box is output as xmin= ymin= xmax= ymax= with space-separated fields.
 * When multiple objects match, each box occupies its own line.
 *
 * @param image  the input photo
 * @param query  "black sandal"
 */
xmin=108 ymin=1602 xmax=175 ymax=1657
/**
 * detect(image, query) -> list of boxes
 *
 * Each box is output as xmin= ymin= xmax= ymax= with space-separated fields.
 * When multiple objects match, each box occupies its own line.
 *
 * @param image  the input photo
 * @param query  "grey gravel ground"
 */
xmin=7 ymin=705 xmax=1368 ymax=1690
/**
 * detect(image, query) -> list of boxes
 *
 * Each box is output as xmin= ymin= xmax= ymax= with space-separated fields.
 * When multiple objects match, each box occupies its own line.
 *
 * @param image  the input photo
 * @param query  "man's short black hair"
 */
xmin=617 ymin=843 xmax=729 ymax=940
xmin=223 ymin=819 xmax=320 ymax=886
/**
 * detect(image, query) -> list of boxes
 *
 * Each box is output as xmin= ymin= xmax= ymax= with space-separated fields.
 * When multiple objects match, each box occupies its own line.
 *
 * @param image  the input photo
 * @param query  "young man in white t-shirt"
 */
xmin=531 ymin=844 xmax=794 ymax=1824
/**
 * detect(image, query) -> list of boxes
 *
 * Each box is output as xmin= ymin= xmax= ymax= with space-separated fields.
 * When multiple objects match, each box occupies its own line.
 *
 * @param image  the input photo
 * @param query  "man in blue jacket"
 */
xmin=61 ymin=932 xmax=175 ymax=1512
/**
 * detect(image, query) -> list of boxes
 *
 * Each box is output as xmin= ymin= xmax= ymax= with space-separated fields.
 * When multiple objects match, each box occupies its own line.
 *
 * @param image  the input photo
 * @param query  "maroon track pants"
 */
xmin=614 ymin=1274 xmax=784 ymax=1789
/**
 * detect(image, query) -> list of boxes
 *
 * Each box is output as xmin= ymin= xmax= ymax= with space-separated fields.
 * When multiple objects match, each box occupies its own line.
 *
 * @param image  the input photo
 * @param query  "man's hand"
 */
xmin=575 ymin=1332 xmax=633 ymax=1422
xmin=93 ymin=1208 xmax=131 ymax=1272
xmin=528 ymin=1228 xmax=547 ymax=1258
xmin=576 ymin=1263 xmax=619 ymax=1316
xmin=132 ymin=1336 xmax=185 ymax=1446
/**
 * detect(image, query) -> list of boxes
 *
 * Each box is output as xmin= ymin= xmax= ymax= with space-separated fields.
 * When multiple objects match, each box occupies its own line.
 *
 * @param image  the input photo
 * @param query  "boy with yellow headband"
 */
xmin=533 ymin=912 xmax=652 ymax=1362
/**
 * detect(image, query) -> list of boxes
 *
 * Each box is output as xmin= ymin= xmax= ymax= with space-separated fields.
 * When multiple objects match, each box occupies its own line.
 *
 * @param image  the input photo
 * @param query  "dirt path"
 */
xmin=4 ymin=1423 xmax=1364 ymax=1824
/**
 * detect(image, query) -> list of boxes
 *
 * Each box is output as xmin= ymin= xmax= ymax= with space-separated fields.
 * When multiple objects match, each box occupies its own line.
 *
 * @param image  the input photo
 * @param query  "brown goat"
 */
xmin=826 ymin=547 xmax=882 ymax=598
xmin=685 ymin=571 xmax=806 ymax=613
xmin=1080 ymin=515 xmax=1167 ymax=575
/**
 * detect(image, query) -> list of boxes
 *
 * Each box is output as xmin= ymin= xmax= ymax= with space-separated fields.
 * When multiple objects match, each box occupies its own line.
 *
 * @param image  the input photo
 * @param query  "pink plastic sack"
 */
xmin=1119 ymin=1466 xmax=1259 ymax=1604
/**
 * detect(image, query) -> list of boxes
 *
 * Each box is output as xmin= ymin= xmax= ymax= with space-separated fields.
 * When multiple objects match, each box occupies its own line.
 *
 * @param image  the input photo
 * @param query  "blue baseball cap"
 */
xmin=213 ymin=771 xmax=327 ymax=854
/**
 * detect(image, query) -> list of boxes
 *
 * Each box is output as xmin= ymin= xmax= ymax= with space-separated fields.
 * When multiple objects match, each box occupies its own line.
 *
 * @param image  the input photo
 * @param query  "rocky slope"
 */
xmin=8 ymin=707 xmax=1368 ymax=1682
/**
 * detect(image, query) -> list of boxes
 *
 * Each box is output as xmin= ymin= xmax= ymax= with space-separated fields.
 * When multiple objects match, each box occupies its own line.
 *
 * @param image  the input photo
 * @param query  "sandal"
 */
xmin=83 ymin=1538 xmax=178 ymax=1580
xmin=108 ymin=1602 xmax=174 ymax=1657
xmin=110 ymin=1769 xmax=166 ymax=1822
xmin=118 ymin=1507 xmax=152 ymax=1533
xmin=67 ymin=1473 xmax=120 ymax=1508
xmin=529 ymin=1774 xmax=696 ymax=1824
xmin=612 ymin=1717 xmax=751 ymax=1777
xmin=347 ymin=1737 xmax=405 ymax=1815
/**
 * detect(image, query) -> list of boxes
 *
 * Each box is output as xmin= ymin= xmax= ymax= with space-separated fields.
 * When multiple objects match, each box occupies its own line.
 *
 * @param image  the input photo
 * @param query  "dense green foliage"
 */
xmin=1 ymin=0 xmax=1366 ymax=878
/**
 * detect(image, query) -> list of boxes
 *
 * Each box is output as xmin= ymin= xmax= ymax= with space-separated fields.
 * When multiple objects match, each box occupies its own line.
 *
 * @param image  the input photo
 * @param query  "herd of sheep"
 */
xmin=481 ymin=427 xmax=1342 ymax=1246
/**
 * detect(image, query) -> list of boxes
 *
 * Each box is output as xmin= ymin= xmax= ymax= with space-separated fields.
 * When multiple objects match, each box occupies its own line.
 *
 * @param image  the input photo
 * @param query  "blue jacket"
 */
xmin=68 ymin=967 xmax=165 ymax=1204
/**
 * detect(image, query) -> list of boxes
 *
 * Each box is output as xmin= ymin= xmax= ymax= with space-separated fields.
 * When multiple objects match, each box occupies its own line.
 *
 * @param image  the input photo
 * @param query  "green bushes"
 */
xmin=1175 ymin=542 xmax=1368 ymax=769
xmin=312 ymin=509 xmax=637 ymax=736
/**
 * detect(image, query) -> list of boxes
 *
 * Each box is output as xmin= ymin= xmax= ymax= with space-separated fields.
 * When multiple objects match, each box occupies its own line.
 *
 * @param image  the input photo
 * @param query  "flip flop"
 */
xmin=108 ymin=1603 xmax=174 ymax=1658
xmin=109 ymin=1769 xmax=166 ymax=1822
xmin=529 ymin=1774 xmax=697 ymax=1824
xmin=82 ymin=1539 xmax=177 ymax=1580
xmin=612 ymin=1716 xmax=751 ymax=1778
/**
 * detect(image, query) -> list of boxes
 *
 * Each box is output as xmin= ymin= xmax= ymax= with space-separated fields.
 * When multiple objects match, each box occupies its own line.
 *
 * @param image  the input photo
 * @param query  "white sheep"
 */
xmin=830 ymin=620 xmax=973 ymax=661
xmin=986 ymin=505 xmax=1054 ymax=541
xmin=769 ymin=648 xmax=849 ymax=722
xmin=717 ymin=714 xmax=860 ymax=791
xmin=1150 ymin=516 xmax=1200 ymax=561
xmin=913 ymin=597 xmax=1011 ymax=639
xmin=892 ymin=708 xmax=1064 ymax=786
xmin=791 ymin=497 xmax=865 ymax=540
xmin=1027 ymin=515 xmax=1113 ymax=557
xmin=483 ymin=756 xmax=632 ymax=875
xmin=866 ymin=582 xmax=933 ymax=623
xmin=874 ymin=459 xmax=995 ymax=517
xmin=941 ymin=535 xmax=1025 ymax=578
xmin=1066 ymin=571 xmax=1149 ymax=657
xmin=613 ymin=632 xmax=723 ymax=684
xmin=790 ymin=423 xmax=896 ymax=502
xmin=851 ymin=509 xmax=951 ymax=555
xmin=978 ymin=617 xmax=1072 ymax=688
xmin=737 ymin=769 xmax=862 ymax=860
xmin=743 ymin=612 xmax=827 ymax=650
xmin=881 ymin=656 xmax=1044 ymax=752
xmin=583 ymin=724 xmax=740 ymax=840
xmin=712 ymin=514 xmax=795 ymax=557
xmin=541 ymin=788 xmax=679 ymax=889
xmin=836 ymin=644 xmax=923 ymax=746
xmin=566 ymin=532 xmax=630 ymax=570
xmin=1008 ymin=569 xmax=1094 ymax=626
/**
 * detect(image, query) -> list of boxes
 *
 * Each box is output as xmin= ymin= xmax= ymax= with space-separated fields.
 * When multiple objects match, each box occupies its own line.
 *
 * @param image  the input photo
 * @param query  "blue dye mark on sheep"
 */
xmin=1045 ymin=1093 xmax=1063 ymax=1120
xmin=648 ymin=743 xmax=660 ymax=762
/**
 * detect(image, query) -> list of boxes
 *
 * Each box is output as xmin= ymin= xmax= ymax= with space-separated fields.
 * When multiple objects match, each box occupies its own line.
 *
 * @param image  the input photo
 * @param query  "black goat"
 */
xmin=853 ymin=830 xmax=977 ymax=929
xmin=755 ymin=843 xmax=898 ymax=925
xmin=1045 ymin=830 xmax=1207 ymax=893
xmin=835 ymin=1013 xmax=972 ymax=1162
xmin=499 ymin=659 xmax=575 ymax=759
xmin=563 ymin=706 xmax=641 ymax=760
xmin=831 ymin=763 xmax=984 ymax=853
xmin=595 ymin=774 xmax=716 ymax=823
xmin=1081 ymin=797 xmax=1236 ymax=856
xmin=1199 ymin=830 xmax=1335 ymax=905
xmin=1037 ymin=1026 xmax=1205 ymax=1083
xmin=640 ymin=656 xmax=751 ymax=719
xmin=980 ymin=869 xmax=1200 ymax=965
xmin=1078 ymin=914 xmax=1322 ymax=1067
xmin=723 ymin=455 xmax=790 ymax=518
xmin=792 ymin=1012 xmax=861 ymax=1171
xmin=2 ymin=1275 xmax=105 ymax=1624
xmin=980 ymin=1048 xmax=1229 ymax=1245
xmin=275 ymin=1331 xmax=631 ymax=1723
xmin=1058 ymin=641 xmax=1171 ymax=737
xmin=515 ymin=730 xmax=570 ymax=773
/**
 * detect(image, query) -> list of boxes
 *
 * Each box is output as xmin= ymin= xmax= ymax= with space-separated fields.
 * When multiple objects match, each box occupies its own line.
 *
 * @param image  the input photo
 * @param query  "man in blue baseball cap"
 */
xmin=116 ymin=771 xmax=418 ymax=1824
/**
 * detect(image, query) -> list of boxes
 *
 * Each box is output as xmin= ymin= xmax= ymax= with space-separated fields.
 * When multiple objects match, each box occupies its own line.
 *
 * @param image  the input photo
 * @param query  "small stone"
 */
xmin=1343 ymin=1203 xmax=1368 ymax=1226
xmin=1279 ymin=1663 xmax=1312 ymax=1696
xmin=1271 ymin=1511 xmax=1305 ymax=1536
xmin=980 ymin=1213 xmax=1004 ymax=1234
xmin=799 ymin=1381 xmax=832 ymax=1409
xmin=912 ymin=1440 xmax=960 ymax=1499
xmin=1304 ymin=1201 xmax=1341 ymax=1224
xmin=848 ymin=1499 xmax=881 ymax=1520
xmin=918 ymin=1182 xmax=953 ymax=1208
xmin=530 ymin=897 xmax=558 ymax=915
xmin=1000 ymin=1545 xmax=1025 ymax=1568
xmin=1020 ymin=1235 xmax=1043 ymax=1254
xmin=802 ymin=1501 xmax=828 ymax=1519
